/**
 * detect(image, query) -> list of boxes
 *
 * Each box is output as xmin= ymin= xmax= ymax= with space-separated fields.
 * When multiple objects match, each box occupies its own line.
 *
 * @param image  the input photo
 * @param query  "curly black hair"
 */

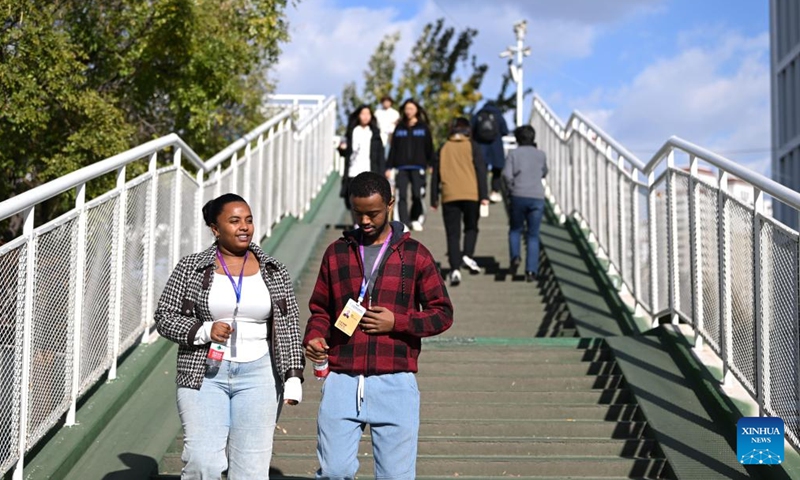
xmin=348 ymin=172 xmax=392 ymax=205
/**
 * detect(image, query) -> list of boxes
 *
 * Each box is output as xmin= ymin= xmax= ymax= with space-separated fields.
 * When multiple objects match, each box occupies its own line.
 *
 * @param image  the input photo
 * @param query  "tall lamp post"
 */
xmin=500 ymin=20 xmax=531 ymax=128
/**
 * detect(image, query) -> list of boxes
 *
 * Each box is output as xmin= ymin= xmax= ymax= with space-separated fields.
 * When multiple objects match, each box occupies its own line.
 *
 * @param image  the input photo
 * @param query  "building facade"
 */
xmin=771 ymin=0 xmax=800 ymax=229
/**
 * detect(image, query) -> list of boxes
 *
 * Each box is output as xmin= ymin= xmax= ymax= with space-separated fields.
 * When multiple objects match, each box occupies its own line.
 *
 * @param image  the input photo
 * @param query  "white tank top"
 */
xmin=208 ymin=272 xmax=272 ymax=362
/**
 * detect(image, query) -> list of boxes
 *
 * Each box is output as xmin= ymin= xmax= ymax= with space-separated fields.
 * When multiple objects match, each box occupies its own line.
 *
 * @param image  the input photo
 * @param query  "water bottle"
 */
xmin=206 ymin=342 xmax=228 ymax=370
xmin=313 ymin=359 xmax=329 ymax=380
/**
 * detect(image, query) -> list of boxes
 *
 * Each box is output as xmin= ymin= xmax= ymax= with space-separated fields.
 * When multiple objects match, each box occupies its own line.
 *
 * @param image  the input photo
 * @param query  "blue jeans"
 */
xmin=316 ymin=371 xmax=420 ymax=480
xmin=509 ymin=196 xmax=545 ymax=275
xmin=177 ymin=354 xmax=281 ymax=479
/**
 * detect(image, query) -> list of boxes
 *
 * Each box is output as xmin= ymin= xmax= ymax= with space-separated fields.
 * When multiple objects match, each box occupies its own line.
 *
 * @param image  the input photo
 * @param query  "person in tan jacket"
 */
xmin=430 ymin=117 xmax=489 ymax=286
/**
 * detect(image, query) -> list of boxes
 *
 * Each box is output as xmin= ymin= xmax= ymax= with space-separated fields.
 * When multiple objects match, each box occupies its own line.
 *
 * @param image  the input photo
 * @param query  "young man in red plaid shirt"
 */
xmin=305 ymin=171 xmax=454 ymax=479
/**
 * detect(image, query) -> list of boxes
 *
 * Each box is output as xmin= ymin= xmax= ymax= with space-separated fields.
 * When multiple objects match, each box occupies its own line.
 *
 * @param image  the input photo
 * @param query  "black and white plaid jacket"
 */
xmin=155 ymin=243 xmax=305 ymax=389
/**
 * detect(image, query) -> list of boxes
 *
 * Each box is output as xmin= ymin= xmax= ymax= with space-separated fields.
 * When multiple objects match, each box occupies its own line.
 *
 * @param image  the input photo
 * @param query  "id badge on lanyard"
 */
xmin=334 ymin=235 xmax=391 ymax=336
xmin=216 ymin=249 xmax=249 ymax=353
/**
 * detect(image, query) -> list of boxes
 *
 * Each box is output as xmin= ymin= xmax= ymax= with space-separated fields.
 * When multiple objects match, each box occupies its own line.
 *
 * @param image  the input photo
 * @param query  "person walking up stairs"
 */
xmin=430 ymin=117 xmax=490 ymax=286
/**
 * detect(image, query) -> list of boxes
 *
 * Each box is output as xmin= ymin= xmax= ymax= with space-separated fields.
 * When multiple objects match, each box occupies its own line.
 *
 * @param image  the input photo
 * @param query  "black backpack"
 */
xmin=475 ymin=110 xmax=499 ymax=143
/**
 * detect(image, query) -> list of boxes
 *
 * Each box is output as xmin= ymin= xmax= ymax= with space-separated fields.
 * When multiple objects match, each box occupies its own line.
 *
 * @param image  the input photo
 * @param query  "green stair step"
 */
xmin=299 ymin=389 xmax=635 ymax=405
xmin=419 ymin=347 xmax=616 ymax=363
xmin=271 ymin=418 xmax=649 ymax=439
xmin=410 ymin=374 xmax=625 ymax=391
xmin=267 ymin=455 xmax=667 ymax=478
xmin=273 ymin=437 xmax=659 ymax=458
xmin=418 ymin=360 xmax=620 ymax=377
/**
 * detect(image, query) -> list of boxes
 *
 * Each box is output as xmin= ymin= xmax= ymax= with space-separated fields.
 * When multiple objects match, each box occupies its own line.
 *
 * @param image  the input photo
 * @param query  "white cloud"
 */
xmin=272 ymin=1 xmax=417 ymax=96
xmin=273 ymin=1 xmax=770 ymax=175
xmin=433 ymin=0 xmax=665 ymax=25
xmin=569 ymin=31 xmax=771 ymax=174
xmin=272 ymin=0 xmax=662 ymax=101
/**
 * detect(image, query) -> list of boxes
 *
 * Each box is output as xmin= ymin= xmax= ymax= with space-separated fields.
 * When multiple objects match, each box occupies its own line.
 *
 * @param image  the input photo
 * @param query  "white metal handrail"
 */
xmin=0 ymin=135 xmax=205 ymax=222
xmin=532 ymin=93 xmax=800 ymax=449
xmin=0 ymin=95 xmax=338 ymax=479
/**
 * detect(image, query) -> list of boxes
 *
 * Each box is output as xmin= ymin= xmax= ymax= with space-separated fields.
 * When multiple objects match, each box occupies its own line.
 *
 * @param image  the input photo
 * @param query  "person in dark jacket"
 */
xmin=503 ymin=126 xmax=548 ymax=282
xmin=305 ymin=172 xmax=453 ymax=479
xmin=387 ymin=99 xmax=434 ymax=231
xmin=472 ymin=101 xmax=509 ymax=203
xmin=341 ymin=105 xmax=386 ymax=210
xmin=430 ymin=117 xmax=489 ymax=286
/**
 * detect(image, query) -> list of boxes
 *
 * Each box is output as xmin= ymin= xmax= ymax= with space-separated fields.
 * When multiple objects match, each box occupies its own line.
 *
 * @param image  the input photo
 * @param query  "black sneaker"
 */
xmin=510 ymin=257 xmax=521 ymax=277
xmin=525 ymin=271 xmax=537 ymax=283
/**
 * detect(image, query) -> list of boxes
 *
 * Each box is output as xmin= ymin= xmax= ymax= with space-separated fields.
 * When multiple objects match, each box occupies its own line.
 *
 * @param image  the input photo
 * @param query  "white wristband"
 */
xmin=283 ymin=377 xmax=302 ymax=404
xmin=194 ymin=322 xmax=213 ymax=346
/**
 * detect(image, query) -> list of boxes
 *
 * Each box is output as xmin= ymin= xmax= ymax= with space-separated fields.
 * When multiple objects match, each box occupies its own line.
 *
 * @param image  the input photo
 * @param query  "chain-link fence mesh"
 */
xmin=200 ymin=177 xmax=220 ymax=247
xmin=0 ymin=243 xmax=24 ymax=473
xmin=79 ymin=198 xmax=117 ymax=394
xmin=575 ymin=140 xmax=586 ymax=224
xmin=654 ymin=175 xmax=669 ymax=313
xmin=562 ymin=140 xmax=573 ymax=216
xmin=553 ymin=141 xmax=563 ymax=211
xmin=259 ymin=138 xmax=274 ymax=236
xmin=249 ymin=145 xmax=262 ymax=227
xmin=27 ymin=219 xmax=76 ymax=448
xmin=271 ymin=134 xmax=282 ymax=223
xmin=698 ymin=182 xmax=721 ymax=354
xmin=120 ymin=181 xmax=148 ymax=352
xmin=202 ymin=177 xmax=217 ymax=208
xmin=180 ymin=172 xmax=199 ymax=260
xmin=0 ymin=102 xmax=344 ymax=477
xmin=218 ymin=168 xmax=234 ymax=199
xmin=638 ymin=184 xmax=652 ymax=311
xmin=201 ymin=176 xmax=218 ymax=247
xmin=673 ymin=172 xmax=693 ymax=321
xmin=607 ymin=165 xmax=619 ymax=269
xmin=557 ymin=140 xmax=566 ymax=207
xmin=728 ymin=198 xmax=757 ymax=396
xmin=588 ymin=145 xmax=598 ymax=237
xmin=622 ymin=176 xmax=634 ymax=289
xmin=236 ymin=158 xmax=246 ymax=198
xmin=563 ymin=144 xmax=578 ymax=213
xmin=530 ymin=105 xmax=800 ymax=448
xmin=761 ymin=219 xmax=800 ymax=447
xmin=151 ymin=170 xmax=176 ymax=327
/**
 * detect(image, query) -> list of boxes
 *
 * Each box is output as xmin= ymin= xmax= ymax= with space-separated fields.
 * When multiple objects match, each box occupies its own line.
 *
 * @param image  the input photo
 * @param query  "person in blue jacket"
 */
xmin=471 ymin=101 xmax=509 ymax=203
xmin=387 ymin=99 xmax=434 ymax=231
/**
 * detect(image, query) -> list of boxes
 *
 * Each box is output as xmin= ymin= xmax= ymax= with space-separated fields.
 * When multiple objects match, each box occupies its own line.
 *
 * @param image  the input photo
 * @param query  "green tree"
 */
xmin=0 ymin=1 xmax=133 ymax=236
xmin=1 ymin=0 xmax=295 ymax=240
xmin=364 ymin=31 xmax=400 ymax=106
xmin=339 ymin=32 xmax=400 ymax=131
xmin=339 ymin=19 xmax=486 ymax=146
xmin=395 ymin=19 xmax=487 ymax=146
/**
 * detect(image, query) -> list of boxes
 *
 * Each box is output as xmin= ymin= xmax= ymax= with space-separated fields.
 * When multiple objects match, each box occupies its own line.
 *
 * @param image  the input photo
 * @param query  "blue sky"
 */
xmin=274 ymin=0 xmax=771 ymax=173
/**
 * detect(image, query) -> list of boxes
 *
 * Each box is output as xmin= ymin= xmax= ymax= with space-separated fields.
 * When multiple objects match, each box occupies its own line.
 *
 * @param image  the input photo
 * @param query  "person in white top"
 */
xmin=341 ymin=105 xmax=385 ymax=211
xmin=155 ymin=193 xmax=304 ymax=478
xmin=374 ymin=95 xmax=400 ymax=149
xmin=374 ymin=96 xmax=401 ymax=221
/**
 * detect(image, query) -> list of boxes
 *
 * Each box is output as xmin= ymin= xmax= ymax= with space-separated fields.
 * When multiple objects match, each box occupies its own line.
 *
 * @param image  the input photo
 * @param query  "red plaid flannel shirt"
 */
xmin=304 ymin=223 xmax=453 ymax=375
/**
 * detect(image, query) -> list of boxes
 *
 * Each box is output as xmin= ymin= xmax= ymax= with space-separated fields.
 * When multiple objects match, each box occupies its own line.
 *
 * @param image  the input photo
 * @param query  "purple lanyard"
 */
xmin=216 ymin=249 xmax=250 ymax=316
xmin=358 ymin=235 xmax=391 ymax=303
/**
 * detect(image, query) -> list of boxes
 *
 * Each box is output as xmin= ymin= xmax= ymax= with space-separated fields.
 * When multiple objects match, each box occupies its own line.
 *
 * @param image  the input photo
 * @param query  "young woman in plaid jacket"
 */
xmin=156 ymin=193 xmax=304 ymax=479
xmin=305 ymin=172 xmax=453 ymax=479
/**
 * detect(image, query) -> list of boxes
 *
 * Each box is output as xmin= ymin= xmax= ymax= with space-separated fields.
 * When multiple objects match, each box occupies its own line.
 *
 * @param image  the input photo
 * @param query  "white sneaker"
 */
xmin=410 ymin=221 xmax=423 ymax=231
xmin=462 ymin=255 xmax=481 ymax=274
xmin=449 ymin=270 xmax=462 ymax=286
xmin=489 ymin=191 xmax=503 ymax=203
